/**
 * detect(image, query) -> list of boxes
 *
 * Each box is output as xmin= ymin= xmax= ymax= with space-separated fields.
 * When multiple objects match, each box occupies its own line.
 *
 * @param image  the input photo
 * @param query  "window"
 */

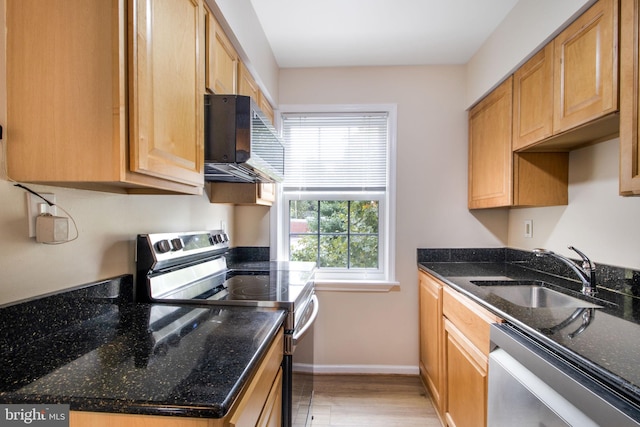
xmin=277 ymin=106 xmax=396 ymax=284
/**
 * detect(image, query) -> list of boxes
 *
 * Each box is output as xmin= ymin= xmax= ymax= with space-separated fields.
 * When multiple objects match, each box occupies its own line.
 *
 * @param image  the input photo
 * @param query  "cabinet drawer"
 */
xmin=442 ymin=287 xmax=501 ymax=355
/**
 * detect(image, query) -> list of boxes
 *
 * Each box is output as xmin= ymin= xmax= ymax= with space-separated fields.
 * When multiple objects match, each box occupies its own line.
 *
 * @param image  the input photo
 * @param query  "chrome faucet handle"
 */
xmin=567 ymin=245 xmax=595 ymax=271
xmin=568 ymin=245 xmax=597 ymax=295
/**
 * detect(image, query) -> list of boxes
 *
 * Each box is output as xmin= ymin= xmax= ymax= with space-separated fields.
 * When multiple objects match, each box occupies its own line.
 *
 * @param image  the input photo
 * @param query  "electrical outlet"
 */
xmin=26 ymin=193 xmax=56 ymax=238
xmin=524 ymin=219 xmax=533 ymax=238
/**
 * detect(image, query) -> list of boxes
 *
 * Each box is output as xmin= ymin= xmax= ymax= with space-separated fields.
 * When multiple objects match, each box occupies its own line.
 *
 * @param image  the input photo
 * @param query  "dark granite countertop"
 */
xmin=0 ymin=275 xmax=286 ymax=418
xmin=418 ymin=248 xmax=640 ymax=411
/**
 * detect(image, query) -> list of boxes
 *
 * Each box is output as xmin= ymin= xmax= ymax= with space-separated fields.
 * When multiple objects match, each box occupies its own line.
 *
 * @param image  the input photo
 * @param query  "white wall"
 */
xmin=466 ymin=0 xmax=593 ymax=107
xmin=279 ymin=66 xmax=506 ymax=372
xmin=209 ymin=0 xmax=280 ymax=105
xmin=0 ymin=183 xmax=234 ymax=304
xmin=508 ymin=138 xmax=640 ymax=270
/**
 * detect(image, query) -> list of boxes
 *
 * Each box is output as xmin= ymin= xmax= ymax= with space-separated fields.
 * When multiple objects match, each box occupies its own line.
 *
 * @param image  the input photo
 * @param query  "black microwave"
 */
xmin=204 ymin=94 xmax=284 ymax=183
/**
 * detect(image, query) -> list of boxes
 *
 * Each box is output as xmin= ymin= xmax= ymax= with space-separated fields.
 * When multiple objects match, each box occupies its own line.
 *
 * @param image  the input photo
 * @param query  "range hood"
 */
xmin=204 ymin=94 xmax=284 ymax=183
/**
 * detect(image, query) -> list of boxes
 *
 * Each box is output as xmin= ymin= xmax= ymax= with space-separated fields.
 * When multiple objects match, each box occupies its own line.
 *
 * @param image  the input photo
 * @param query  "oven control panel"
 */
xmin=137 ymin=230 xmax=229 ymax=268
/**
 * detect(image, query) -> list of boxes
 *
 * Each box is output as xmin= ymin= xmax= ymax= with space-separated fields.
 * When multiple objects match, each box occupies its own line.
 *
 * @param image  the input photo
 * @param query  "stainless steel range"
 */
xmin=135 ymin=230 xmax=317 ymax=427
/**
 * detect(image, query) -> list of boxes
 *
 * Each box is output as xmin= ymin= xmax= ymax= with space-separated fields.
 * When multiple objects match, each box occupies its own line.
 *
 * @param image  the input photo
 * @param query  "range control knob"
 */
xmin=221 ymin=233 xmax=229 ymax=242
xmin=171 ymin=238 xmax=184 ymax=251
xmin=155 ymin=239 xmax=172 ymax=254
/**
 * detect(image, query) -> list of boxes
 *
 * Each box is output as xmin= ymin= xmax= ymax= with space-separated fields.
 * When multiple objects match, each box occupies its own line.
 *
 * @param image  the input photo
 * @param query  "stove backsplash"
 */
xmin=227 ymin=247 xmax=270 ymax=263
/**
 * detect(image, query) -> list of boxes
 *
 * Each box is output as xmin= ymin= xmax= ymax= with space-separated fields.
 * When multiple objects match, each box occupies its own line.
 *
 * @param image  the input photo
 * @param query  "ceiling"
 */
xmin=249 ymin=0 xmax=519 ymax=68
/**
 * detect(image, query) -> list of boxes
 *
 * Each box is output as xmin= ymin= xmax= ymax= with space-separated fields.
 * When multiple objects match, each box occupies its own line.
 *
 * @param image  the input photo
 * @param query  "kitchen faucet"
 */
xmin=532 ymin=246 xmax=597 ymax=296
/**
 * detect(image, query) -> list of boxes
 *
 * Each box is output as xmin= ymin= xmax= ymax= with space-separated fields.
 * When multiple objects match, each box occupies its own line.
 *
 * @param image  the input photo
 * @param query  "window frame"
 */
xmin=284 ymin=191 xmax=386 ymax=281
xmin=272 ymin=104 xmax=397 ymax=286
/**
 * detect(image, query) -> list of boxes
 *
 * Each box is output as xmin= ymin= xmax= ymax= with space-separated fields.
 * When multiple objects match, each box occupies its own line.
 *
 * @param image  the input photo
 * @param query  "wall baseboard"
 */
xmin=299 ymin=364 xmax=419 ymax=375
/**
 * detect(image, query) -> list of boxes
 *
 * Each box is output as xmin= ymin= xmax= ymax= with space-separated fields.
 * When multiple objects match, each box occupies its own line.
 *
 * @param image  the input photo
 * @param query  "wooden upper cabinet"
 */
xmin=238 ymin=60 xmax=275 ymax=124
xmin=238 ymin=61 xmax=261 ymax=100
xmin=468 ymin=77 xmax=514 ymax=209
xmin=259 ymin=94 xmax=276 ymax=125
xmin=209 ymin=182 xmax=276 ymax=206
xmin=553 ymin=0 xmax=618 ymax=134
xmin=469 ymin=77 xmax=568 ymax=209
xmin=620 ymin=0 xmax=640 ymax=195
xmin=205 ymin=5 xmax=238 ymax=94
xmin=513 ymin=152 xmax=568 ymax=206
xmin=6 ymin=0 xmax=204 ymax=194
xmin=513 ymin=43 xmax=554 ymax=151
xmin=130 ymin=0 xmax=205 ymax=188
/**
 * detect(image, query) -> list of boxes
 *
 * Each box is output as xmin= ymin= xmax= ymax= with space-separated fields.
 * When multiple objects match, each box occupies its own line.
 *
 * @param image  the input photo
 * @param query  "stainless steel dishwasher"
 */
xmin=488 ymin=323 xmax=640 ymax=427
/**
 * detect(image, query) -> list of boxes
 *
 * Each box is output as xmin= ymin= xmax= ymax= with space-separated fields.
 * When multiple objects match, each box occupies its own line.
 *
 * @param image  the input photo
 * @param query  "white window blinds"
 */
xmin=281 ymin=112 xmax=389 ymax=190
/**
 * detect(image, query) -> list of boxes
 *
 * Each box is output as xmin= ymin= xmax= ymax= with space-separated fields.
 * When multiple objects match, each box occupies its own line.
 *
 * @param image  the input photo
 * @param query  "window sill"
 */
xmin=313 ymin=280 xmax=400 ymax=292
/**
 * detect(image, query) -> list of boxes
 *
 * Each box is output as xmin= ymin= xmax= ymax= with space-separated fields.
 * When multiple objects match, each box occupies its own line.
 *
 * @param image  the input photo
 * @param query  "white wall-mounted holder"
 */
xmin=26 ymin=192 xmax=56 ymax=238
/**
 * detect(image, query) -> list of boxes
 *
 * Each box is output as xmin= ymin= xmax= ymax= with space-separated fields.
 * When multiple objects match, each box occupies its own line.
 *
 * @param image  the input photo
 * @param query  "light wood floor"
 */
xmin=309 ymin=375 xmax=442 ymax=427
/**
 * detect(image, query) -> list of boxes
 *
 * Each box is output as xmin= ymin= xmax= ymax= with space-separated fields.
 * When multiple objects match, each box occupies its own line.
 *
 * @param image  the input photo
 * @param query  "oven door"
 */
xmin=291 ymin=294 xmax=318 ymax=427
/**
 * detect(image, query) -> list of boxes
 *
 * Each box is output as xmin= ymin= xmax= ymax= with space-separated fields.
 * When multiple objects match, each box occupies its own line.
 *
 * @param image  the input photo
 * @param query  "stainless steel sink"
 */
xmin=470 ymin=280 xmax=602 ymax=308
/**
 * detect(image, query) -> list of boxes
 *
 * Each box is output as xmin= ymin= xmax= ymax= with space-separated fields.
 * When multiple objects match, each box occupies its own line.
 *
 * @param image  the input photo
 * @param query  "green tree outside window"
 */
xmin=289 ymin=200 xmax=379 ymax=269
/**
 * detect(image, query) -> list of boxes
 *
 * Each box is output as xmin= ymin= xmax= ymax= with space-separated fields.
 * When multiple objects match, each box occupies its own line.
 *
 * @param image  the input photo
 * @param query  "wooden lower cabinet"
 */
xmin=418 ymin=271 xmax=444 ymax=417
xmin=227 ymin=329 xmax=283 ymax=427
xmin=444 ymin=318 xmax=489 ymax=427
xmin=70 ymin=328 xmax=284 ymax=427
xmin=418 ymin=270 xmax=502 ymax=427
xmin=69 ymin=413 xmax=218 ymax=427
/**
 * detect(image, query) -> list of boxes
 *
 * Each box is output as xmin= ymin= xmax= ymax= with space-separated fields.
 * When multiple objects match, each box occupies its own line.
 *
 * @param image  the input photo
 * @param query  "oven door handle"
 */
xmin=293 ymin=295 xmax=319 ymax=345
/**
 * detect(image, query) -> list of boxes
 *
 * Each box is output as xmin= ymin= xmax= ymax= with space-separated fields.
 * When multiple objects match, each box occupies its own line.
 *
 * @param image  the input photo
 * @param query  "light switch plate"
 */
xmin=524 ymin=219 xmax=533 ymax=238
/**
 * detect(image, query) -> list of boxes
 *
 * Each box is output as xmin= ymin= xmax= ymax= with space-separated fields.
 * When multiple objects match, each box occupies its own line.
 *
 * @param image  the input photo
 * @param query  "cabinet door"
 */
xmin=468 ymin=77 xmax=513 ymax=209
xmin=129 ymin=0 xmax=205 ymax=187
xmin=227 ymin=330 xmax=284 ymax=427
xmin=444 ymin=318 xmax=488 ymax=427
xmin=205 ymin=5 xmax=238 ymax=94
xmin=238 ymin=61 xmax=261 ymax=100
xmin=259 ymin=94 xmax=276 ymax=125
xmin=256 ymin=368 xmax=283 ymax=427
xmin=513 ymin=43 xmax=554 ymax=151
xmin=553 ymin=0 xmax=618 ymax=134
xmin=6 ymin=0 xmax=125 ymax=183
xmin=620 ymin=0 xmax=640 ymax=195
xmin=259 ymin=183 xmax=276 ymax=204
xmin=418 ymin=271 xmax=444 ymax=415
